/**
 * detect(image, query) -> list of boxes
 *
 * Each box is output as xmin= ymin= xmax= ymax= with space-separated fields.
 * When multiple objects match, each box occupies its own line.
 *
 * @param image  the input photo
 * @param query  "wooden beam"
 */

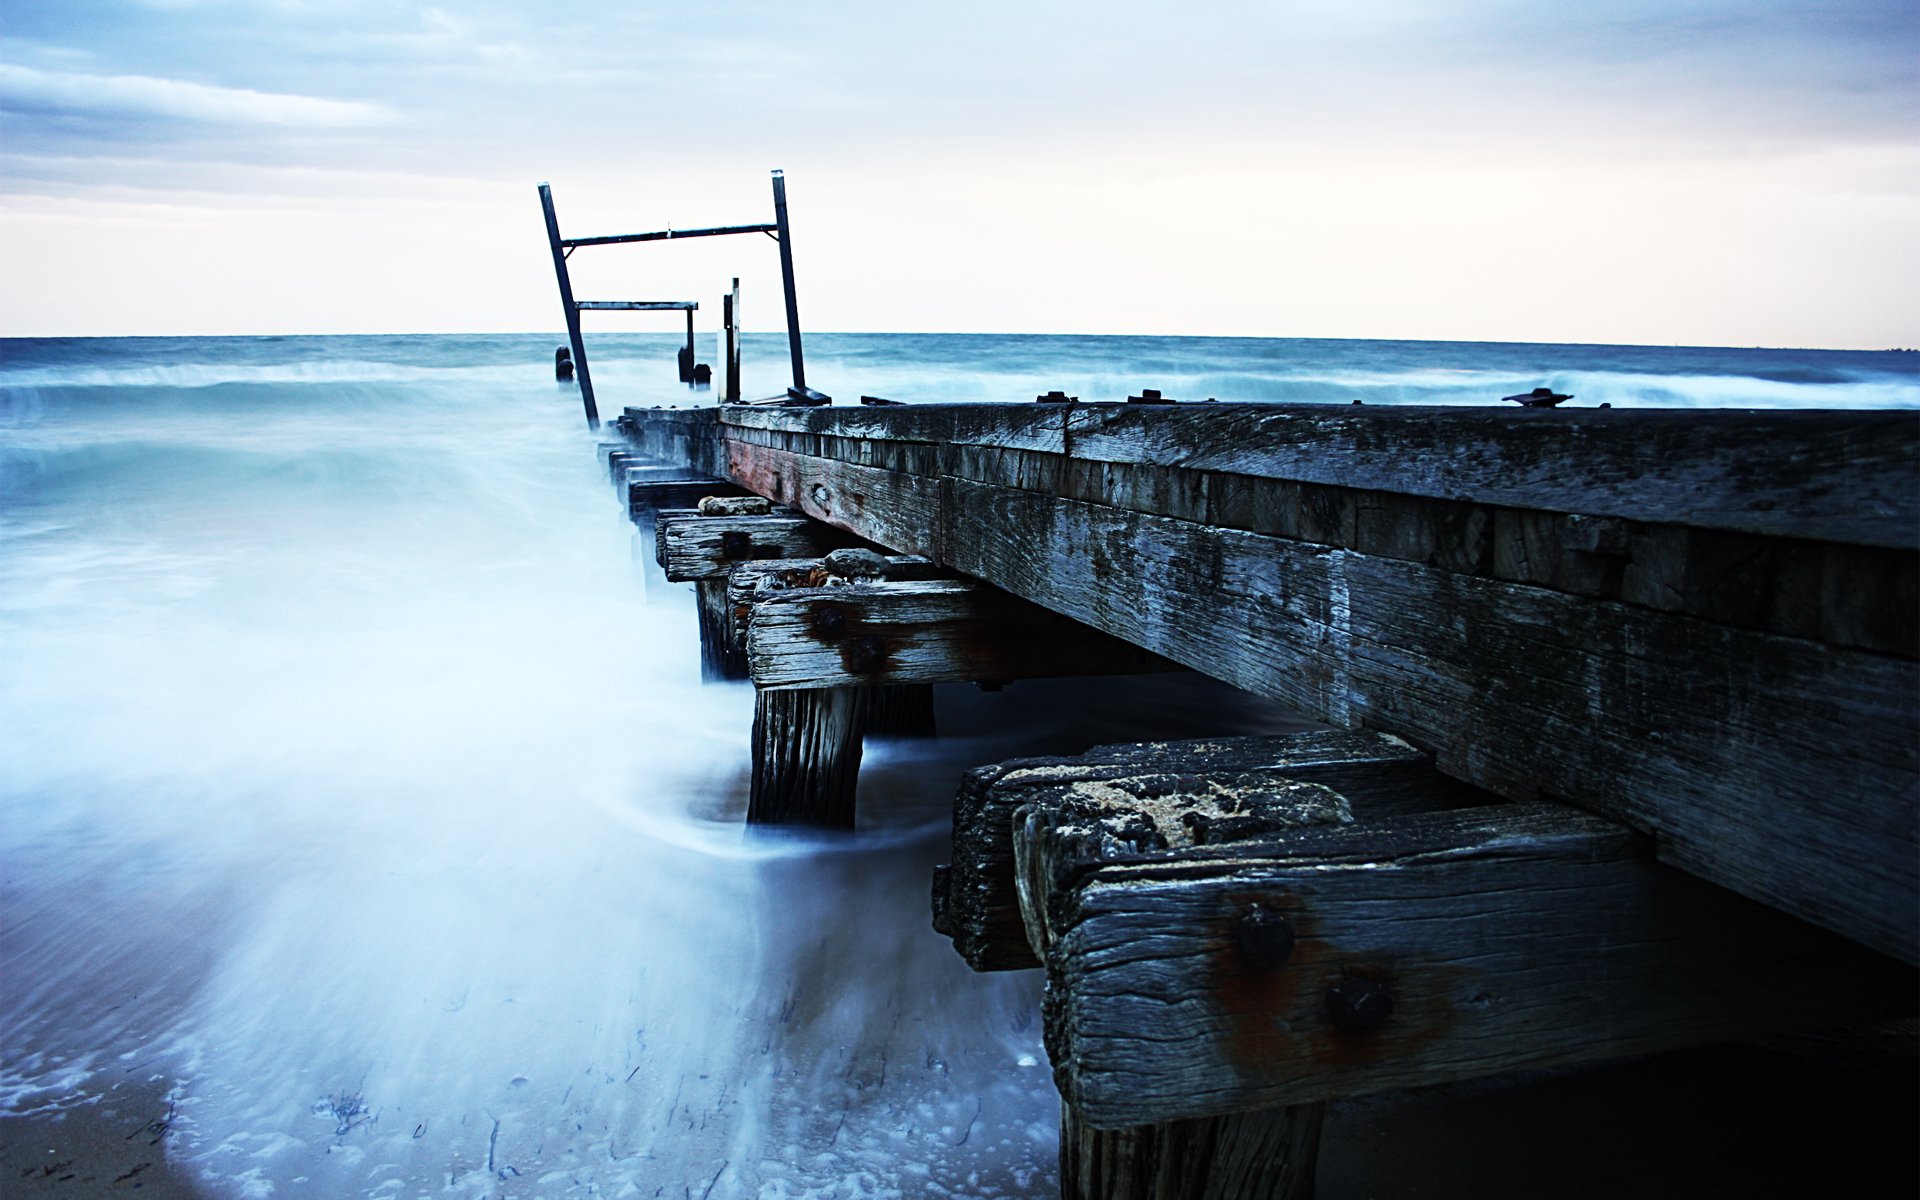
xmin=726 ymin=438 xmax=1919 ymax=964
xmin=746 ymin=578 xmax=1181 ymax=690
xmin=727 ymin=554 xmax=950 ymax=738
xmin=724 ymin=556 xmax=953 ymax=659
xmin=655 ymin=511 xmax=868 ymax=582
xmin=719 ymin=421 xmax=1918 ymax=656
xmin=620 ymin=406 xmax=728 ymax=478
xmin=935 ymin=730 xmax=1479 ymax=972
xmin=718 ymin=403 xmax=1920 ymax=550
xmin=628 ymin=478 xmax=749 ymax=520
xmin=1038 ymin=802 xmax=1916 ymax=1128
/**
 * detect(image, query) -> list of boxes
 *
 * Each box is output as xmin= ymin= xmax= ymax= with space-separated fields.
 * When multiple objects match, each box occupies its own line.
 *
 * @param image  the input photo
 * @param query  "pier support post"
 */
xmin=697 ymin=579 xmax=748 ymax=681
xmin=864 ymin=683 xmax=937 ymax=739
xmin=749 ymin=686 xmax=869 ymax=826
xmin=1063 ymin=1099 xmax=1324 ymax=1200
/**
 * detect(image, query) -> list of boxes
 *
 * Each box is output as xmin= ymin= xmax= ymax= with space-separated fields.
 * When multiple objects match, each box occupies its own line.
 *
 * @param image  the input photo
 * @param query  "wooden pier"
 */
xmin=603 ymin=399 xmax=1917 ymax=1198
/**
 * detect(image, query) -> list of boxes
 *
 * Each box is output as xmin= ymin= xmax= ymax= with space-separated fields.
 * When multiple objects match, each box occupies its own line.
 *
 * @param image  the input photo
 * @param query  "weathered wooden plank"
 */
xmin=724 ymin=555 xmax=951 ymax=656
xmin=1042 ymin=802 xmax=1916 ymax=1128
xmin=1060 ymin=405 xmax=1920 ymax=551
xmin=746 ymin=578 xmax=1180 ymax=690
xmin=620 ymin=406 xmax=728 ymax=478
xmin=656 ymin=512 xmax=868 ymax=581
xmin=719 ymin=433 xmax=1919 ymax=657
xmin=934 ymin=730 xmax=1474 ymax=973
xmin=939 ymin=475 xmax=1920 ymax=964
xmin=725 ymin=438 xmax=939 ymax=557
xmin=723 ymin=404 xmax=1071 ymax=455
xmin=702 ymin=402 xmax=1920 ymax=548
xmin=628 ymin=478 xmax=750 ymax=519
xmin=1013 ymin=771 xmax=1353 ymax=962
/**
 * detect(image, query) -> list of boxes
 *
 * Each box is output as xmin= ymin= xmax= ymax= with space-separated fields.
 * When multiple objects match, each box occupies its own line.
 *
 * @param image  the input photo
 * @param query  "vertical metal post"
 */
xmin=770 ymin=169 xmax=806 ymax=393
xmin=537 ymin=183 xmax=599 ymax=429
xmin=723 ymin=276 xmax=741 ymax=405
xmin=685 ymin=308 xmax=696 ymax=383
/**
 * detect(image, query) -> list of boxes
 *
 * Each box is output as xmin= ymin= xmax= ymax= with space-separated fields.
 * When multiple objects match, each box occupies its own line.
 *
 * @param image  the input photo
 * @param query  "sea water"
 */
xmin=1 ymin=332 xmax=1914 ymax=1198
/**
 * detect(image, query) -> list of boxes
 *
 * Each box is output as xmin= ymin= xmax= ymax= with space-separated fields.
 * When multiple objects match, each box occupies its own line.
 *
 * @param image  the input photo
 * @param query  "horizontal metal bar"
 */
xmin=574 ymin=301 xmax=699 ymax=311
xmin=562 ymin=223 xmax=779 ymax=248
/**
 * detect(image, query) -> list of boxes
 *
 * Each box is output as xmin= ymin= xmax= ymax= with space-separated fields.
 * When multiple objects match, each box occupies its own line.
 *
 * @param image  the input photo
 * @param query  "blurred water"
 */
xmin=1 ymin=332 xmax=1914 ymax=1198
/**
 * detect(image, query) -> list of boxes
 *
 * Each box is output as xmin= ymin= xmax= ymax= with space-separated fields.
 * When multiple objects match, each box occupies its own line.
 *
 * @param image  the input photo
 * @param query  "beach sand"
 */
xmin=0 ymin=1075 xmax=197 ymax=1198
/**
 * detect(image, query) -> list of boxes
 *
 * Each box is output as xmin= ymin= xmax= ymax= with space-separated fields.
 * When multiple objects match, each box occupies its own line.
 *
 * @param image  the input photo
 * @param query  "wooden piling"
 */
xmin=749 ymin=686 xmax=869 ymax=826
xmin=1062 ymin=1098 xmax=1323 ymax=1200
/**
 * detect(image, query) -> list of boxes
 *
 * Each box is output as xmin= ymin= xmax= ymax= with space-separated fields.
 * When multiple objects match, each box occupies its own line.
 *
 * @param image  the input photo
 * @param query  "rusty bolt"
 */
xmin=844 ymin=635 xmax=888 ymax=675
xmin=1325 ymin=975 xmax=1393 ymax=1033
xmin=1233 ymin=904 xmax=1295 ymax=970
xmin=810 ymin=603 xmax=849 ymax=638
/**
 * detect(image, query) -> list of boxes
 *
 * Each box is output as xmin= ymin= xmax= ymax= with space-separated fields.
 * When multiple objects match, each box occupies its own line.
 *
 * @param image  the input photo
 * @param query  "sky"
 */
xmin=0 ymin=0 xmax=1914 ymax=347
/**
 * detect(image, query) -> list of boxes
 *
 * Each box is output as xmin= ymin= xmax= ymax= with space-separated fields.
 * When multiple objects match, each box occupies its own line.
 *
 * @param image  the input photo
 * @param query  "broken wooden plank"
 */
xmin=1040 ymin=802 xmax=1916 ymax=1128
xmin=746 ymin=578 xmax=1180 ymax=690
xmin=934 ymin=730 xmax=1475 ymax=973
xmin=655 ymin=511 xmax=870 ymax=582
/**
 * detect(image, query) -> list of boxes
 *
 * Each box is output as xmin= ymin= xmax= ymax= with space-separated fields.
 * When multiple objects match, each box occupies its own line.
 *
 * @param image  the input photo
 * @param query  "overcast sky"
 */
xmin=1 ymin=0 xmax=1914 ymax=346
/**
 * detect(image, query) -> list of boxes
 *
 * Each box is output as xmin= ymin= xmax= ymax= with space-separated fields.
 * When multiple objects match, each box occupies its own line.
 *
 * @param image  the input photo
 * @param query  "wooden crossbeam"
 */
xmin=1036 ymin=801 xmax=1915 ymax=1128
xmin=934 ymin=730 xmax=1484 ymax=972
xmin=746 ymin=578 xmax=1180 ymax=690
xmin=627 ymin=477 xmax=749 ymax=520
xmin=654 ymin=511 xmax=868 ymax=582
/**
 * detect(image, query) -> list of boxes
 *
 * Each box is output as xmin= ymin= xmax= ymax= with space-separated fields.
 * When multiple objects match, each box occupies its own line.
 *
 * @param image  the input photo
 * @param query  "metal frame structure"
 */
xmin=537 ymin=171 xmax=809 ymax=429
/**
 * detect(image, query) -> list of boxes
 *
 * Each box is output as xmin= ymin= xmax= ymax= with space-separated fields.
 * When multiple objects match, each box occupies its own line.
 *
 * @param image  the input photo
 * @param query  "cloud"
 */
xmin=0 ymin=63 xmax=393 ymax=128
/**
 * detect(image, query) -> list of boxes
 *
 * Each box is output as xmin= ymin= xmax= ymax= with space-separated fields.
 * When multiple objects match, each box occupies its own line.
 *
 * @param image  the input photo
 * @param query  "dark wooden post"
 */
xmin=749 ymin=687 xmax=869 ymax=826
xmin=862 ymin=685 xmax=937 ymax=739
xmin=536 ymin=183 xmax=599 ymax=430
xmin=696 ymin=578 xmax=747 ymax=681
xmin=1062 ymin=1100 xmax=1324 ymax=1200
xmin=770 ymin=170 xmax=806 ymax=395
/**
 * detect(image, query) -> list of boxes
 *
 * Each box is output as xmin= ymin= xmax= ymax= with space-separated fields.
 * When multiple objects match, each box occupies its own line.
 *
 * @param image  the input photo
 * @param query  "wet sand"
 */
xmin=0 ymin=1075 xmax=197 ymax=1198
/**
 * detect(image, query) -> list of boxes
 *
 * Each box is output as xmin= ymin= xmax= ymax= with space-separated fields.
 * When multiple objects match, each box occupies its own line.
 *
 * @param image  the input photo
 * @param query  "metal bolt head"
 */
xmin=809 ymin=603 xmax=848 ymax=638
xmin=1233 ymin=904 xmax=1296 ymax=970
xmin=845 ymin=634 xmax=887 ymax=674
xmin=1325 ymin=975 xmax=1393 ymax=1033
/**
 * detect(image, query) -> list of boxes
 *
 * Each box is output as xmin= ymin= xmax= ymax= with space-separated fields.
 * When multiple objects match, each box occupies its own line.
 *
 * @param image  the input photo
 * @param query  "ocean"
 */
xmin=2 ymin=332 xmax=1915 ymax=1199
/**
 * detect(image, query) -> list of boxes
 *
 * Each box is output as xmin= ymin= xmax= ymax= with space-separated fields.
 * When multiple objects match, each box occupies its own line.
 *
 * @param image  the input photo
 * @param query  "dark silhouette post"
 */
xmin=771 ymin=170 xmax=807 ymax=394
xmin=537 ymin=182 xmax=599 ymax=429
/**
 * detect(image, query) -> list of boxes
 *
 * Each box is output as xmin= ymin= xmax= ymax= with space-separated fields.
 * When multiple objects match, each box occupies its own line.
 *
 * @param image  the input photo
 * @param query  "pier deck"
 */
xmin=609 ymin=398 xmax=1916 ymax=1198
